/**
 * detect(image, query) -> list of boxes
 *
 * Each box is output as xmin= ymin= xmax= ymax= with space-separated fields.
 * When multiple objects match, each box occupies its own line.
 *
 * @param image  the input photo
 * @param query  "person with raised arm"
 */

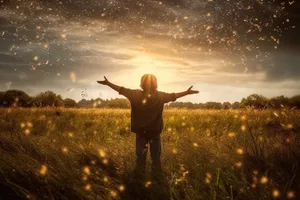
xmin=97 ymin=74 xmax=199 ymax=177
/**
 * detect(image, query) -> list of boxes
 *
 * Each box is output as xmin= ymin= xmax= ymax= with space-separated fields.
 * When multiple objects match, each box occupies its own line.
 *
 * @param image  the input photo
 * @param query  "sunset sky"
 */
xmin=0 ymin=0 xmax=299 ymax=103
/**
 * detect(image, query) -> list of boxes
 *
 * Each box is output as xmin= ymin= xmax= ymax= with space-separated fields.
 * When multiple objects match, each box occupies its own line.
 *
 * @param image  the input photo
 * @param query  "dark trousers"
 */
xmin=135 ymin=133 xmax=161 ymax=172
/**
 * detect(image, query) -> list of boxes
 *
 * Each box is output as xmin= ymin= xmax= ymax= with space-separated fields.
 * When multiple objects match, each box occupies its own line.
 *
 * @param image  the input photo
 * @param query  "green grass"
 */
xmin=0 ymin=108 xmax=299 ymax=200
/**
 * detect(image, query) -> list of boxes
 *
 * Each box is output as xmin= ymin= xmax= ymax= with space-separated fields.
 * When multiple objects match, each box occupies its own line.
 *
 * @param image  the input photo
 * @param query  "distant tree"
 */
xmin=33 ymin=91 xmax=63 ymax=107
xmin=1 ymin=90 xmax=32 ymax=107
xmin=222 ymin=102 xmax=232 ymax=109
xmin=289 ymin=95 xmax=300 ymax=109
xmin=269 ymin=95 xmax=289 ymax=109
xmin=0 ymin=91 xmax=4 ymax=107
xmin=231 ymin=101 xmax=241 ymax=109
xmin=205 ymin=102 xmax=223 ymax=109
xmin=63 ymin=98 xmax=77 ymax=108
xmin=107 ymin=98 xmax=130 ymax=108
xmin=241 ymin=94 xmax=269 ymax=109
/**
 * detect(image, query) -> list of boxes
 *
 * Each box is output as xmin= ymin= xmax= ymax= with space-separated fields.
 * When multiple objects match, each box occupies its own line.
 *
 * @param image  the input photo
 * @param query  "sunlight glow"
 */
xmin=117 ymin=54 xmax=180 ymax=89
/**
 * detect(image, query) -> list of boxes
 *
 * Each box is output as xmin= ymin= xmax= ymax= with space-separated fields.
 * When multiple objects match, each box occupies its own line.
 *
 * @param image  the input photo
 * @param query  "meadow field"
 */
xmin=0 ymin=108 xmax=299 ymax=200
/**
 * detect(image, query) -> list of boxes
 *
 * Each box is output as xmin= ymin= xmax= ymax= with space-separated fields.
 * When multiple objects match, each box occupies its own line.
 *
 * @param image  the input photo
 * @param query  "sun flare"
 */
xmin=117 ymin=54 xmax=179 ymax=89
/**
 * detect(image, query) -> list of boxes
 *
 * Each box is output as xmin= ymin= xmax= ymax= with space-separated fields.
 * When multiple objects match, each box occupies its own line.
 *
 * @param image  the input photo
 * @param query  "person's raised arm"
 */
xmin=97 ymin=76 xmax=121 ymax=93
xmin=175 ymin=86 xmax=199 ymax=99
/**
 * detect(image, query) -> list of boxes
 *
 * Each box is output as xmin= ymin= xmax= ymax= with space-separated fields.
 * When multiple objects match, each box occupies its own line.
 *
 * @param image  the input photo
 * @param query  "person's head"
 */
xmin=140 ymin=74 xmax=158 ymax=93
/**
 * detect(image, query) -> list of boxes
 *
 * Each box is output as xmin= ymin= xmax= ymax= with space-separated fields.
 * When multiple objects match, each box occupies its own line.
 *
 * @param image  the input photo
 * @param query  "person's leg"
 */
xmin=149 ymin=134 xmax=162 ymax=172
xmin=135 ymin=134 xmax=148 ymax=173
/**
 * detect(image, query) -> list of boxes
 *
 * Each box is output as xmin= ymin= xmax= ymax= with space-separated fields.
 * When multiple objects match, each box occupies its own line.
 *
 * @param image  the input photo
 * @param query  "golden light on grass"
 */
xmin=110 ymin=191 xmax=117 ymax=197
xmin=235 ymin=162 xmax=243 ymax=168
xmin=27 ymin=122 xmax=33 ymax=128
xmin=102 ymin=159 xmax=108 ymax=165
xmin=68 ymin=132 xmax=74 ymax=137
xmin=241 ymin=125 xmax=246 ymax=132
xmin=39 ymin=165 xmax=47 ymax=176
xmin=98 ymin=149 xmax=106 ymax=157
xmin=287 ymin=124 xmax=293 ymax=129
xmin=103 ymin=176 xmax=108 ymax=182
xmin=236 ymin=148 xmax=244 ymax=155
xmin=84 ymin=184 xmax=91 ymax=191
xmin=172 ymin=148 xmax=177 ymax=154
xmin=20 ymin=122 xmax=25 ymax=128
xmin=83 ymin=166 xmax=90 ymax=175
xmin=241 ymin=115 xmax=247 ymax=121
xmin=193 ymin=142 xmax=199 ymax=147
xmin=24 ymin=129 xmax=30 ymax=135
xmin=119 ymin=185 xmax=125 ymax=192
xmin=61 ymin=33 xmax=67 ymax=39
xmin=272 ymin=189 xmax=280 ymax=198
xmin=228 ymin=132 xmax=236 ymax=137
xmin=62 ymin=147 xmax=68 ymax=153
xmin=287 ymin=191 xmax=295 ymax=199
xmin=260 ymin=176 xmax=268 ymax=184
xmin=145 ymin=181 xmax=151 ymax=187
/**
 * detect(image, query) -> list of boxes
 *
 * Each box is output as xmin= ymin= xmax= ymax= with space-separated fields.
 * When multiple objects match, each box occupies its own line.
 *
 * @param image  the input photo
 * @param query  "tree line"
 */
xmin=0 ymin=90 xmax=300 ymax=109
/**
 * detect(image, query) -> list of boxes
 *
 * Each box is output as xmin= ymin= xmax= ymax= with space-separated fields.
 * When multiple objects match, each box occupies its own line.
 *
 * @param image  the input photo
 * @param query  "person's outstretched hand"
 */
xmin=187 ymin=86 xmax=199 ymax=94
xmin=97 ymin=76 xmax=110 ymax=85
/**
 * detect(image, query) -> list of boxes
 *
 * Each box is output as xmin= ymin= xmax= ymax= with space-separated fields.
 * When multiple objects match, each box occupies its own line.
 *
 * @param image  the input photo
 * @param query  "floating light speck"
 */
xmin=273 ymin=189 xmax=280 ymax=198
xmin=83 ymin=166 xmax=90 ymax=175
xmin=84 ymin=184 xmax=91 ymax=191
xmin=119 ymin=185 xmax=125 ymax=192
xmin=39 ymin=165 xmax=47 ymax=175
xmin=260 ymin=176 xmax=268 ymax=184
xmin=145 ymin=181 xmax=151 ymax=187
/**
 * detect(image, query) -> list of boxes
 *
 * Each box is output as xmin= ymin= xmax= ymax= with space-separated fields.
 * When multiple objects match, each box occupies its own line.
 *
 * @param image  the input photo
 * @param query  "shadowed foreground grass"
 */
xmin=0 ymin=108 xmax=299 ymax=200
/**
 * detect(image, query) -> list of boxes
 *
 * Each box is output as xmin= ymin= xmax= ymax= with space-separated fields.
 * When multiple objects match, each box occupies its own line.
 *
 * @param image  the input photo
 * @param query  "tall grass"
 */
xmin=0 ymin=108 xmax=299 ymax=200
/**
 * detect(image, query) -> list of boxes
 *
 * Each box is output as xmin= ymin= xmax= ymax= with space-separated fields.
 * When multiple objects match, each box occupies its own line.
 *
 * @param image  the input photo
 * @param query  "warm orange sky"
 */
xmin=1 ymin=1 xmax=300 ymax=102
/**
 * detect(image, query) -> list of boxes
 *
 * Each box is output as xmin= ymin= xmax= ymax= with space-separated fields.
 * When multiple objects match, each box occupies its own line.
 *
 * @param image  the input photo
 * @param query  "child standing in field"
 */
xmin=97 ymin=74 xmax=198 ymax=175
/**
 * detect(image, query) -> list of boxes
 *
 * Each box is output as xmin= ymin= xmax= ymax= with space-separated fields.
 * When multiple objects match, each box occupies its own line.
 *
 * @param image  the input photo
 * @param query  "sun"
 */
xmin=117 ymin=54 xmax=179 ymax=89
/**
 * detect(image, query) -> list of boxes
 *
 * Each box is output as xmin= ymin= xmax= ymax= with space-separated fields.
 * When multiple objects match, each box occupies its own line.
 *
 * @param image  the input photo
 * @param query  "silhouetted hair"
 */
xmin=140 ymin=74 xmax=158 ymax=93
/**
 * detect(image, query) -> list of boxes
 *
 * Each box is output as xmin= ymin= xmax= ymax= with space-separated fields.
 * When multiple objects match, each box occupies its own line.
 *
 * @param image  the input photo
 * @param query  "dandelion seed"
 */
xmin=287 ymin=191 xmax=295 ymax=199
xmin=236 ymin=148 xmax=244 ymax=155
xmin=84 ymin=184 xmax=91 ymax=191
xmin=119 ymin=185 xmax=125 ymax=192
xmin=98 ymin=149 xmax=106 ymax=157
xmin=260 ymin=176 xmax=268 ymax=184
xmin=83 ymin=166 xmax=90 ymax=175
xmin=39 ymin=165 xmax=47 ymax=175
xmin=273 ymin=189 xmax=280 ymax=198
xmin=145 ymin=181 xmax=151 ymax=187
